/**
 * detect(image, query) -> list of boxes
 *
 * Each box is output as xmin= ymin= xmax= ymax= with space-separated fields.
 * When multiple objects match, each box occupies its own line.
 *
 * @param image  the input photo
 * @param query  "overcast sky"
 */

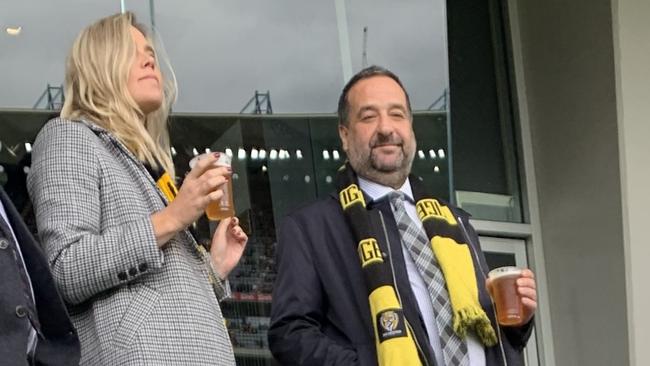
xmin=0 ymin=0 xmax=448 ymax=113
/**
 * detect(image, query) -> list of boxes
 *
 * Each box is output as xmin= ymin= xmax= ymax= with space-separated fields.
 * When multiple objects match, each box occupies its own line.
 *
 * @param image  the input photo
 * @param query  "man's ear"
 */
xmin=338 ymin=124 xmax=349 ymax=152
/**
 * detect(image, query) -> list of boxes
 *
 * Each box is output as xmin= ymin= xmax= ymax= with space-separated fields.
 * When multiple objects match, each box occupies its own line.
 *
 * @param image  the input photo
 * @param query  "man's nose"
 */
xmin=376 ymin=113 xmax=394 ymax=135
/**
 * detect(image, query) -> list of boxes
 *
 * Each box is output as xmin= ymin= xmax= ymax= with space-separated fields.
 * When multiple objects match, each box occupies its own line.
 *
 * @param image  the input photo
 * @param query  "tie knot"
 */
xmin=388 ymin=191 xmax=406 ymax=212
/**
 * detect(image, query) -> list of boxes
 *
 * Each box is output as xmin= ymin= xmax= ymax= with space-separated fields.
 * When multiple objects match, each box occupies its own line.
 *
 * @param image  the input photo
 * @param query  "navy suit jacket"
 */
xmin=0 ymin=186 xmax=80 ymax=365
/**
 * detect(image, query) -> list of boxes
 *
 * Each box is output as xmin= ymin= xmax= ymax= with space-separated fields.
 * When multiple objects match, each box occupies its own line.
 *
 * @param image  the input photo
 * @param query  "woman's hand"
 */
xmin=151 ymin=152 xmax=231 ymax=247
xmin=209 ymin=216 xmax=248 ymax=279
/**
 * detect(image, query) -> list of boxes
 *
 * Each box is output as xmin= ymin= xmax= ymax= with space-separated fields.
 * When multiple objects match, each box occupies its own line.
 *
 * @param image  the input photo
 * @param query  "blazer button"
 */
xmin=138 ymin=263 xmax=148 ymax=272
xmin=117 ymin=272 xmax=128 ymax=281
xmin=15 ymin=305 xmax=27 ymax=318
xmin=0 ymin=238 xmax=9 ymax=249
xmin=128 ymin=267 xmax=138 ymax=277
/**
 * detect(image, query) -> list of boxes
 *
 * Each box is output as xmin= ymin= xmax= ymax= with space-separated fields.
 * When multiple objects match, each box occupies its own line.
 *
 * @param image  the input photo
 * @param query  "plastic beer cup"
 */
xmin=189 ymin=152 xmax=235 ymax=220
xmin=488 ymin=266 xmax=524 ymax=326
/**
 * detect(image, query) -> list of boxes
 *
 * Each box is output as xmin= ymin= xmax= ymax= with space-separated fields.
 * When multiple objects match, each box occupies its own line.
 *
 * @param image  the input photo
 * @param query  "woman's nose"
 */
xmin=142 ymin=53 xmax=155 ymax=69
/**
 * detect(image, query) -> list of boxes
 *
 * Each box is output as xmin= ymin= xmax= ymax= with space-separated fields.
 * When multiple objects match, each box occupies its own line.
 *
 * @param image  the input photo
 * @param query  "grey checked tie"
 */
xmin=389 ymin=191 xmax=469 ymax=366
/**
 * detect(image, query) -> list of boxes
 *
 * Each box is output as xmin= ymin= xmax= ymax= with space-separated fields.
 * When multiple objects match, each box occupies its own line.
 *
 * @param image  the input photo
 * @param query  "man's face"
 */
xmin=338 ymin=75 xmax=416 ymax=188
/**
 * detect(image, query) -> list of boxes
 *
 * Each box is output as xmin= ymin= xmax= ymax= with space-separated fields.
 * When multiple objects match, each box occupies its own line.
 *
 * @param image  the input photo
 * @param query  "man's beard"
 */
xmin=348 ymin=139 xmax=415 ymax=188
xmin=368 ymin=147 xmax=405 ymax=172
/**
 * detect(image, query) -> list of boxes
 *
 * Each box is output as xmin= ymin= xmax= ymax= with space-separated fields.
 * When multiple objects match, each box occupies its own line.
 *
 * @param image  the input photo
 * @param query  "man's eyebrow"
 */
xmin=387 ymin=103 xmax=408 ymax=112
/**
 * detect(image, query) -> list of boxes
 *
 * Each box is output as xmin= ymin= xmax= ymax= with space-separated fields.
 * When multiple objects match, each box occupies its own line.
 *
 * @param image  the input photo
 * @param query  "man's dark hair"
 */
xmin=337 ymin=65 xmax=412 ymax=126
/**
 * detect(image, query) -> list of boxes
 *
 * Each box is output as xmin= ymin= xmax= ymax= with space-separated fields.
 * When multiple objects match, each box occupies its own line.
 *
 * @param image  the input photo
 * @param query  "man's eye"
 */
xmin=361 ymin=114 xmax=376 ymax=120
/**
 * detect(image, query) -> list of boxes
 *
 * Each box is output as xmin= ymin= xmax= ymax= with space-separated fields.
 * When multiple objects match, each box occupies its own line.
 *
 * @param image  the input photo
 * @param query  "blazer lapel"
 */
xmin=76 ymin=119 xmax=170 ymax=206
xmin=74 ymin=119 xmax=199 ymax=248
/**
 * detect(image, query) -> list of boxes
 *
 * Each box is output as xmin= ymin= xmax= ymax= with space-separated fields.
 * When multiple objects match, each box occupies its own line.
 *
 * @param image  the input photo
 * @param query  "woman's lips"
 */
xmin=139 ymin=75 xmax=158 ymax=82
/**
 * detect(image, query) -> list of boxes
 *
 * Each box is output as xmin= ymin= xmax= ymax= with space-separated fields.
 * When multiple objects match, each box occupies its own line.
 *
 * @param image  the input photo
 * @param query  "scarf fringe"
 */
xmin=453 ymin=307 xmax=498 ymax=346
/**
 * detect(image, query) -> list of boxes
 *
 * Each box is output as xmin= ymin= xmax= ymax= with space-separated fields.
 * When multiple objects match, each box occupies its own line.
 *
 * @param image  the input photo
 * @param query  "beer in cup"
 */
xmin=189 ymin=152 xmax=235 ymax=220
xmin=488 ymin=266 xmax=524 ymax=326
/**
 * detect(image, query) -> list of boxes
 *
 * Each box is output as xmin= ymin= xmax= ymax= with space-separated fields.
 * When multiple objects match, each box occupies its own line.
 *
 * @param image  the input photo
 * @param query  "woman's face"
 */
xmin=127 ymin=26 xmax=163 ymax=114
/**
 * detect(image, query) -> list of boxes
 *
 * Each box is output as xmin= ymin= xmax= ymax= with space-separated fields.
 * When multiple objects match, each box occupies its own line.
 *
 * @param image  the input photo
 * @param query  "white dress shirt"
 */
xmin=358 ymin=177 xmax=486 ymax=366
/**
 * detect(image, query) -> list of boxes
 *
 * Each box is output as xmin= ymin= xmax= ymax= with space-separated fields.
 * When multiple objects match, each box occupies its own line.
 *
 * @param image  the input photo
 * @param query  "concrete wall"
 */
xmin=612 ymin=1 xmax=650 ymax=365
xmin=514 ymin=1 xmax=629 ymax=365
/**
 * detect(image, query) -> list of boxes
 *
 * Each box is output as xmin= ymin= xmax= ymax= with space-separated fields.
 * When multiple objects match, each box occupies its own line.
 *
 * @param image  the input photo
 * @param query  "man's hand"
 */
xmin=486 ymin=268 xmax=537 ymax=325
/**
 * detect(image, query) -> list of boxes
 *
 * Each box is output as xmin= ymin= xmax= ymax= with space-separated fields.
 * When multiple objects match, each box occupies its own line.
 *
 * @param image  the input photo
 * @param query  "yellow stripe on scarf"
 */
xmin=156 ymin=171 xmax=178 ymax=202
xmin=431 ymin=237 xmax=497 ymax=346
xmin=369 ymin=286 xmax=422 ymax=366
xmin=417 ymin=199 xmax=497 ymax=346
xmin=340 ymin=179 xmax=423 ymax=366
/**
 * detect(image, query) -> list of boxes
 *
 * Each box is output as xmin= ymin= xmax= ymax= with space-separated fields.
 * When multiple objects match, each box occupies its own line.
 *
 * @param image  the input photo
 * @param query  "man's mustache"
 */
xmin=370 ymin=134 xmax=403 ymax=148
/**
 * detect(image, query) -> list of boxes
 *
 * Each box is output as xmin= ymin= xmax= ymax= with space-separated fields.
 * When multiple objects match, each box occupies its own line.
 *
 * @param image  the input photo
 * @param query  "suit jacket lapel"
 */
xmin=0 ymin=186 xmax=36 ymax=250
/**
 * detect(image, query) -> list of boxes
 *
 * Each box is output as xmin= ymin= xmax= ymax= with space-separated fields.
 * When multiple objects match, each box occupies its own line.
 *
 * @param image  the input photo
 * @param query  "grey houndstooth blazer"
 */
xmin=27 ymin=118 xmax=236 ymax=366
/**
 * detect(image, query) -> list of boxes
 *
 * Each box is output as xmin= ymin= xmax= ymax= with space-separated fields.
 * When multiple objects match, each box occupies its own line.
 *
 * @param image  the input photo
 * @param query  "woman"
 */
xmin=27 ymin=12 xmax=246 ymax=365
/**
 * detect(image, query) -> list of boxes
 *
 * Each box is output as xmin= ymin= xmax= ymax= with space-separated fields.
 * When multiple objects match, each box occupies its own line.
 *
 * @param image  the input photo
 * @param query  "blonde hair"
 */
xmin=61 ymin=12 xmax=177 ymax=176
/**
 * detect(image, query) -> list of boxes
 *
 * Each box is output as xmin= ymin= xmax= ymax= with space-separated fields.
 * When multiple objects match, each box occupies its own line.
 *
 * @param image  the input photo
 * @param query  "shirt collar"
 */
xmin=357 ymin=176 xmax=414 ymax=203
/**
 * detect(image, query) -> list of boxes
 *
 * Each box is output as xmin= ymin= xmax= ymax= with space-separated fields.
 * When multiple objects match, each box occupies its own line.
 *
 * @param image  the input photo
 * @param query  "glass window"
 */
xmin=446 ymin=0 xmax=523 ymax=222
xmin=172 ymin=112 xmax=451 ymax=365
xmin=1 ymin=0 xmax=522 ymax=223
xmin=0 ymin=0 xmax=530 ymax=363
xmin=0 ymin=110 xmax=449 ymax=365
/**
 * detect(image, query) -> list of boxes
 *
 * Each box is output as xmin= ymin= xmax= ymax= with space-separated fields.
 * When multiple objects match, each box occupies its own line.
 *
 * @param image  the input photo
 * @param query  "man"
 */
xmin=0 ymin=185 xmax=80 ymax=365
xmin=268 ymin=66 xmax=537 ymax=366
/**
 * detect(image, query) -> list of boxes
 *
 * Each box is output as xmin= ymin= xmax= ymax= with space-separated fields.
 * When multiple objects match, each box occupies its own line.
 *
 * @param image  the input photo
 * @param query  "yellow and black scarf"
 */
xmin=336 ymin=163 xmax=497 ymax=366
xmin=144 ymin=163 xmax=178 ymax=203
